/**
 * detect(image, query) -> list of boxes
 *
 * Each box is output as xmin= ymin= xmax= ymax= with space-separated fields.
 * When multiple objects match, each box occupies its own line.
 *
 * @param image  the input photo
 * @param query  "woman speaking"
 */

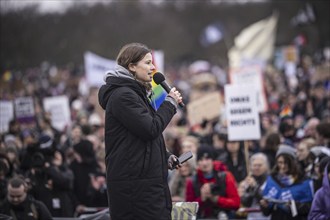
xmin=98 ymin=42 xmax=182 ymax=220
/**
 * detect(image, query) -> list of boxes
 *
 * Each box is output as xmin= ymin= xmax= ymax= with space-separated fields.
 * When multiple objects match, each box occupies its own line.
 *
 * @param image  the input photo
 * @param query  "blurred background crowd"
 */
xmin=0 ymin=0 xmax=329 ymax=219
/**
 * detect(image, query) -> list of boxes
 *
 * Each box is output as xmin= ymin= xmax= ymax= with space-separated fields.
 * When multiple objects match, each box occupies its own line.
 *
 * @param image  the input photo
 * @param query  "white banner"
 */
xmin=152 ymin=50 xmax=164 ymax=74
xmin=0 ymin=100 xmax=14 ymax=133
xmin=229 ymin=65 xmax=268 ymax=112
xmin=225 ymin=84 xmax=261 ymax=141
xmin=84 ymin=51 xmax=116 ymax=87
xmin=84 ymin=50 xmax=164 ymax=87
xmin=43 ymin=96 xmax=71 ymax=132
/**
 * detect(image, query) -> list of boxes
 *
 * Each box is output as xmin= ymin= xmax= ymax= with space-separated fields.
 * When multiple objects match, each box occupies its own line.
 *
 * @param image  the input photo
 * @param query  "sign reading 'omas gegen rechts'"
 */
xmin=225 ymin=84 xmax=261 ymax=141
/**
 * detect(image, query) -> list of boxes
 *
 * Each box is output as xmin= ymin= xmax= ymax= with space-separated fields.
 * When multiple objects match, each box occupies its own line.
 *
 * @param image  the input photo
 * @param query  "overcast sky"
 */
xmin=0 ymin=0 xmax=111 ymax=13
xmin=1 ymin=0 xmax=70 ymax=13
xmin=1 ymin=0 xmax=270 ymax=13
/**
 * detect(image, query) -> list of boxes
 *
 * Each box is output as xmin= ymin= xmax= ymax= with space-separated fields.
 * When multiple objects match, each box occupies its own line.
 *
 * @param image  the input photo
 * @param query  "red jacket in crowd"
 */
xmin=185 ymin=161 xmax=240 ymax=218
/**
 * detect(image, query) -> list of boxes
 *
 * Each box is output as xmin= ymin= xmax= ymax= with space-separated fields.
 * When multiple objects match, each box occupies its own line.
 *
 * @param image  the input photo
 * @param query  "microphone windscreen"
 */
xmin=153 ymin=72 xmax=165 ymax=85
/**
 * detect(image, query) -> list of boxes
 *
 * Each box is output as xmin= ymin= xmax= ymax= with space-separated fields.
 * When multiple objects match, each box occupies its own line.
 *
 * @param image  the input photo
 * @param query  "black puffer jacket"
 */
xmin=98 ymin=67 xmax=176 ymax=220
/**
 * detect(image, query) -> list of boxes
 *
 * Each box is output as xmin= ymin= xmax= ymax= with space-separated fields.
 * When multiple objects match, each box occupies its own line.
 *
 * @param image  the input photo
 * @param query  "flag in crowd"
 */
xmin=228 ymin=12 xmax=278 ymax=69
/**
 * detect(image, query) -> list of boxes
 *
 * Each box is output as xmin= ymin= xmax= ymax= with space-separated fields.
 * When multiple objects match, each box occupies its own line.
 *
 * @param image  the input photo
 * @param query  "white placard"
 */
xmin=229 ymin=65 xmax=268 ymax=112
xmin=43 ymin=96 xmax=71 ymax=132
xmin=225 ymin=84 xmax=261 ymax=141
xmin=14 ymin=97 xmax=35 ymax=122
xmin=0 ymin=100 xmax=14 ymax=133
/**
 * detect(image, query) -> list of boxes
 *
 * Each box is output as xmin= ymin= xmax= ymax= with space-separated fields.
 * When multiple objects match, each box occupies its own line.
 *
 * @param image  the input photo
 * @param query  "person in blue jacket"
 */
xmin=98 ymin=43 xmax=183 ymax=220
xmin=260 ymin=145 xmax=314 ymax=220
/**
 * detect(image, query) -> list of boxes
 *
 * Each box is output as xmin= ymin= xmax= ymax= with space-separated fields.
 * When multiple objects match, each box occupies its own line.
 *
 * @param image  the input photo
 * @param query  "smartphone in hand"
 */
xmin=171 ymin=151 xmax=193 ymax=169
xmin=178 ymin=151 xmax=193 ymax=164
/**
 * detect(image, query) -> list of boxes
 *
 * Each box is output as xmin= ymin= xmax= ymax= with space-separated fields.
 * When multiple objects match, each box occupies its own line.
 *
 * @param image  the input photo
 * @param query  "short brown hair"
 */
xmin=8 ymin=176 xmax=27 ymax=188
xmin=116 ymin=43 xmax=151 ymax=70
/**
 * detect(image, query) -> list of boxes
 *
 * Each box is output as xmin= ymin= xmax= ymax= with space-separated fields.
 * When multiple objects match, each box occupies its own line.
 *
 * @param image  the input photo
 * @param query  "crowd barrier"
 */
xmin=53 ymin=202 xmax=200 ymax=220
xmin=2 ymin=202 xmax=247 ymax=220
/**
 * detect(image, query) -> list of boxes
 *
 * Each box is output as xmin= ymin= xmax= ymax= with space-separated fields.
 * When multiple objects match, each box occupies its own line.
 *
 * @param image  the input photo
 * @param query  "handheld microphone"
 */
xmin=153 ymin=72 xmax=185 ymax=108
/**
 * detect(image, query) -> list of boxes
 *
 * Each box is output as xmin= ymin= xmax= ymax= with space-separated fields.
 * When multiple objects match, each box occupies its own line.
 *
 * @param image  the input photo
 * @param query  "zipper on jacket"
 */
xmin=139 ymin=143 xmax=151 ymax=177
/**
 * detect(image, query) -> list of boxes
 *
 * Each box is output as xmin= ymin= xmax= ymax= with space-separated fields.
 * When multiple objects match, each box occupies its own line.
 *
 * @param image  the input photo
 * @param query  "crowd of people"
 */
xmin=0 ymin=44 xmax=330 ymax=220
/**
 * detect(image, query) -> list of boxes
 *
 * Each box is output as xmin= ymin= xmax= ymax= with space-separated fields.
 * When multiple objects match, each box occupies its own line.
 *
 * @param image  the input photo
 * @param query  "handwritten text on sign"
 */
xmin=225 ymin=85 xmax=261 ymax=141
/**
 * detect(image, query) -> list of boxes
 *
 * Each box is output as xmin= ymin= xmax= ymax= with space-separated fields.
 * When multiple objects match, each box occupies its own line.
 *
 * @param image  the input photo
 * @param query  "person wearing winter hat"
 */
xmin=185 ymin=145 xmax=240 ymax=219
xmin=196 ymin=145 xmax=216 ymax=161
xmin=275 ymin=144 xmax=297 ymax=159
xmin=260 ymin=144 xmax=314 ymax=220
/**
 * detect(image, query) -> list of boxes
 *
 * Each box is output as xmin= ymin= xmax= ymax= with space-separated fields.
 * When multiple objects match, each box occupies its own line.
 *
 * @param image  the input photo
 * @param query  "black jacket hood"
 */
xmin=98 ymin=64 xmax=148 ymax=109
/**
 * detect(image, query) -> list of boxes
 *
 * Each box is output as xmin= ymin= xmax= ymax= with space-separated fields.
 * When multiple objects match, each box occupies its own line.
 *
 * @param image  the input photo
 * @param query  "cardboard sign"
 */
xmin=187 ymin=92 xmax=222 ymax=126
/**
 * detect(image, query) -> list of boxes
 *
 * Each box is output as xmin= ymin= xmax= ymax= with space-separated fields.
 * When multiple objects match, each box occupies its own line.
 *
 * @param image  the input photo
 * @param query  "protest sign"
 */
xmin=14 ymin=97 xmax=35 ymax=123
xmin=229 ymin=65 xmax=268 ymax=112
xmin=84 ymin=51 xmax=116 ymax=87
xmin=43 ymin=96 xmax=71 ymax=132
xmin=0 ymin=100 xmax=14 ymax=133
xmin=225 ymin=84 xmax=261 ymax=141
xmin=187 ymin=92 xmax=222 ymax=126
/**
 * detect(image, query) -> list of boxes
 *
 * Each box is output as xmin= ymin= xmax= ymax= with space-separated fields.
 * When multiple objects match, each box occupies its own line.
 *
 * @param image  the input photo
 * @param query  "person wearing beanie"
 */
xmin=260 ymin=144 xmax=314 ymax=220
xmin=276 ymin=144 xmax=297 ymax=159
xmin=185 ymin=145 xmax=240 ymax=219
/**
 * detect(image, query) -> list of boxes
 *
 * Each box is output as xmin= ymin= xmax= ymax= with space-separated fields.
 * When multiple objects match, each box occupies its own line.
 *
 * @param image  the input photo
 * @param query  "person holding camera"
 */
xmin=239 ymin=153 xmax=270 ymax=220
xmin=185 ymin=145 xmax=240 ymax=219
xmin=25 ymin=135 xmax=76 ymax=217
